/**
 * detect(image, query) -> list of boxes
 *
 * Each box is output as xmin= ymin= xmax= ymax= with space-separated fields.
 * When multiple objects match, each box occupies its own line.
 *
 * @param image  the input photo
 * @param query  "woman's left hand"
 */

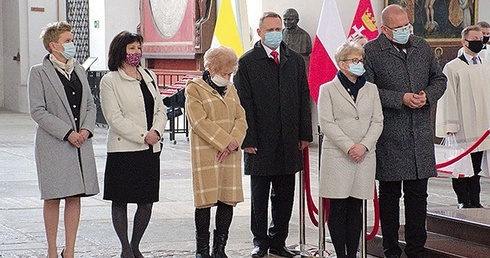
xmin=216 ymin=149 xmax=231 ymax=163
xmin=145 ymin=130 xmax=160 ymax=146
xmin=348 ymin=144 xmax=367 ymax=163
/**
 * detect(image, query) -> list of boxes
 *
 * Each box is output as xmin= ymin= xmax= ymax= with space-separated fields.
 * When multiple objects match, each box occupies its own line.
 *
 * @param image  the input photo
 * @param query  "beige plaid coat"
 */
xmin=185 ymin=78 xmax=248 ymax=208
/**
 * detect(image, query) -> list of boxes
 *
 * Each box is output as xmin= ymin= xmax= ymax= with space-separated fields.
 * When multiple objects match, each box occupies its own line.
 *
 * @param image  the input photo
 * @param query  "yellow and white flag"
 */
xmin=212 ymin=0 xmax=247 ymax=56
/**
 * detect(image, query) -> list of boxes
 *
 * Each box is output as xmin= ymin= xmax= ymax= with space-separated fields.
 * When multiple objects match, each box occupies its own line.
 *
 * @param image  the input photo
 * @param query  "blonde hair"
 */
xmin=203 ymin=46 xmax=238 ymax=73
xmin=40 ymin=21 xmax=72 ymax=53
xmin=334 ymin=42 xmax=365 ymax=64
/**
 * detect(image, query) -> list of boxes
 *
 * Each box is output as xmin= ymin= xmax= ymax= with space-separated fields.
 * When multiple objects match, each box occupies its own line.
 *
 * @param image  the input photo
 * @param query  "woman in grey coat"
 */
xmin=28 ymin=21 xmax=99 ymax=258
xmin=318 ymin=42 xmax=383 ymax=258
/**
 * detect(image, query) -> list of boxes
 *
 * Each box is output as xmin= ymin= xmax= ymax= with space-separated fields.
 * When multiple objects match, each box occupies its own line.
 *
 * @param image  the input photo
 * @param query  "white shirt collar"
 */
xmin=262 ymin=42 xmax=280 ymax=60
xmin=463 ymin=51 xmax=480 ymax=65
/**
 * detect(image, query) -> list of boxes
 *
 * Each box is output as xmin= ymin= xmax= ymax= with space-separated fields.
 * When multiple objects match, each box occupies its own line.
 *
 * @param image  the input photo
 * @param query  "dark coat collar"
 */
xmin=250 ymin=40 xmax=291 ymax=64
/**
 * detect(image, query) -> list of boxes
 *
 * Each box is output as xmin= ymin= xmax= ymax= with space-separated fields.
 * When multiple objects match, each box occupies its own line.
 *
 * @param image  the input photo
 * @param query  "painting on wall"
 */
xmin=385 ymin=0 xmax=478 ymax=41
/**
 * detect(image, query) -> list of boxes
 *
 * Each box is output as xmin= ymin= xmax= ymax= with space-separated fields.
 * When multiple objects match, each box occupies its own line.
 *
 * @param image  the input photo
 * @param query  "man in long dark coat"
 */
xmin=364 ymin=5 xmax=447 ymax=258
xmin=234 ymin=11 xmax=313 ymax=258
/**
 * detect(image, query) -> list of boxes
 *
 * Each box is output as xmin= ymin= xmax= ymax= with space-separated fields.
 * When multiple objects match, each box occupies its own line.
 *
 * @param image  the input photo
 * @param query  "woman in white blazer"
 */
xmin=28 ymin=21 xmax=99 ymax=258
xmin=100 ymin=31 xmax=166 ymax=258
xmin=318 ymin=42 xmax=383 ymax=258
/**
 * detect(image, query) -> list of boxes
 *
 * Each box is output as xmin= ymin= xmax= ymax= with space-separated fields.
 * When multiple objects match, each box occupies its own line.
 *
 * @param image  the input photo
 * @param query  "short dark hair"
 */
xmin=108 ymin=31 xmax=144 ymax=71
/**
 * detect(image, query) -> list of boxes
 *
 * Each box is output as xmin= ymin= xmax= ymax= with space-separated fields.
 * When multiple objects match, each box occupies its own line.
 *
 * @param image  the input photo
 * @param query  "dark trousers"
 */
xmin=328 ymin=197 xmax=363 ymax=258
xmin=379 ymin=179 xmax=428 ymax=258
xmin=451 ymin=151 xmax=482 ymax=206
xmin=250 ymin=174 xmax=296 ymax=249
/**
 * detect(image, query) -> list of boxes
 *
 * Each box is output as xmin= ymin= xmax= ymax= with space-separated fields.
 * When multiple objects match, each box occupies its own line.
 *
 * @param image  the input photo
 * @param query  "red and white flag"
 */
xmin=347 ymin=0 xmax=379 ymax=41
xmin=308 ymin=0 xmax=346 ymax=103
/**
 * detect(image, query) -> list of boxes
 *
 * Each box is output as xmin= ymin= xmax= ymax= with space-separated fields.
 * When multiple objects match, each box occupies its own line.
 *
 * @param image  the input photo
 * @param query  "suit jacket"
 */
xmin=28 ymin=54 xmax=99 ymax=200
xmin=234 ymin=41 xmax=313 ymax=176
xmin=364 ymin=33 xmax=447 ymax=181
xmin=100 ymin=66 xmax=166 ymax=153
xmin=185 ymin=78 xmax=248 ymax=208
xmin=318 ymin=76 xmax=383 ymax=199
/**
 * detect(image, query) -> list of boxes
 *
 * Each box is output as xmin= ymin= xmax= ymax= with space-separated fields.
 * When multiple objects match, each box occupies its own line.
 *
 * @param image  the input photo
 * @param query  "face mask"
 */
xmin=392 ymin=29 xmax=410 ymax=44
xmin=483 ymin=36 xmax=489 ymax=44
xmin=60 ymin=42 xmax=76 ymax=59
xmin=466 ymin=40 xmax=484 ymax=54
xmin=211 ymin=75 xmax=229 ymax=87
xmin=348 ymin=62 xmax=365 ymax=76
xmin=125 ymin=53 xmax=142 ymax=66
xmin=264 ymin=31 xmax=282 ymax=49
xmin=387 ymin=24 xmax=411 ymax=45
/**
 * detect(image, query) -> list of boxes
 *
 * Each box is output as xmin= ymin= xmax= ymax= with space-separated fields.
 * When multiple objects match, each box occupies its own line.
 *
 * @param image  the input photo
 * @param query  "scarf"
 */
xmin=202 ymin=70 xmax=227 ymax=97
xmin=337 ymin=70 xmax=366 ymax=102
xmin=49 ymin=54 xmax=74 ymax=80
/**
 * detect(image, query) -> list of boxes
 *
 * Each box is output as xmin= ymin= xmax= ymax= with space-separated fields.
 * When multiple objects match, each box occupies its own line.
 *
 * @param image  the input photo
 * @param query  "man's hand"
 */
xmin=403 ymin=91 xmax=426 ymax=109
xmin=298 ymin=140 xmax=309 ymax=150
xmin=244 ymin=147 xmax=258 ymax=154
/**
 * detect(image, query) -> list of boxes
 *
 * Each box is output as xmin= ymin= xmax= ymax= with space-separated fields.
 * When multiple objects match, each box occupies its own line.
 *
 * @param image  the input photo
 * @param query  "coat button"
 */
xmin=117 ymin=137 xmax=121 ymax=141
xmin=355 ymin=116 xmax=359 ymax=120
xmin=141 ymin=134 xmax=144 ymax=137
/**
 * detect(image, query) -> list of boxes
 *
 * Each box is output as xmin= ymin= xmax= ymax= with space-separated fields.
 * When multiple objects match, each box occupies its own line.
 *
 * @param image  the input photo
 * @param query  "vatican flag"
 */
xmin=212 ymin=0 xmax=247 ymax=56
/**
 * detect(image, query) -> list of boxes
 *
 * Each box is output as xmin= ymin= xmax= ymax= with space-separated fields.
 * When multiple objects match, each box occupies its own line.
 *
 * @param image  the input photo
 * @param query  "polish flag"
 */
xmin=347 ymin=0 xmax=379 ymax=41
xmin=308 ymin=0 xmax=346 ymax=103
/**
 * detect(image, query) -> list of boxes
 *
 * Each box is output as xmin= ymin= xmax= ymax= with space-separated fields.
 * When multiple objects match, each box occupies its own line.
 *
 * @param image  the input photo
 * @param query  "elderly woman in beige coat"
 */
xmin=185 ymin=46 xmax=247 ymax=258
xmin=318 ymin=42 xmax=383 ymax=258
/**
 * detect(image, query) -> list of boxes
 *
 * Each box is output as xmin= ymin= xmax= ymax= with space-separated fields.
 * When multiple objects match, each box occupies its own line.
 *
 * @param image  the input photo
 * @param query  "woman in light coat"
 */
xmin=318 ymin=42 xmax=383 ymax=258
xmin=100 ymin=31 xmax=166 ymax=258
xmin=185 ymin=46 xmax=247 ymax=258
xmin=28 ymin=21 xmax=99 ymax=258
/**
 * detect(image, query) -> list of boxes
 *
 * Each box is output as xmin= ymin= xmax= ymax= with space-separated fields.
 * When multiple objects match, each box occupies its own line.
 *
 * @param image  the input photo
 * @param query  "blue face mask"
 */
xmin=61 ymin=42 xmax=76 ymax=59
xmin=390 ymin=26 xmax=411 ymax=44
xmin=264 ymin=31 xmax=282 ymax=49
xmin=348 ymin=62 xmax=365 ymax=76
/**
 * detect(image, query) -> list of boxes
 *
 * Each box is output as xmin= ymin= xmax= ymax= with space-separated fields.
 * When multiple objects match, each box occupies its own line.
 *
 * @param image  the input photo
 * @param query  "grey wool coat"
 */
xmin=234 ymin=41 xmax=313 ymax=176
xmin=28 ymin=54 xmax=99 ymax=200
xmin=364 ymin=34 xmax=447 ymax=181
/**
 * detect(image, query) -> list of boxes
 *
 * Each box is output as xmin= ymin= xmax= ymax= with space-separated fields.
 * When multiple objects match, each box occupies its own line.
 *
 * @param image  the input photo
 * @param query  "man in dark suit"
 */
xmin=363 ymin=5 xmax=447 ymax=258
xmin=234 ymin=11 xmax=313 ymax=258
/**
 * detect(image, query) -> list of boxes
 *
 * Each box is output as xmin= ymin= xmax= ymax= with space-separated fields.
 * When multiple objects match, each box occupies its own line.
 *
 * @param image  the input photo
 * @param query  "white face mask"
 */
xmin=211 ymin=75 xmax=229 ymax=86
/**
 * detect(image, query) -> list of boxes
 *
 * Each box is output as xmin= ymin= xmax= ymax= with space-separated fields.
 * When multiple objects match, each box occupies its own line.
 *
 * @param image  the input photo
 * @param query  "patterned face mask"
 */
xmin=125 ymin=53 xmax=142 ymax=66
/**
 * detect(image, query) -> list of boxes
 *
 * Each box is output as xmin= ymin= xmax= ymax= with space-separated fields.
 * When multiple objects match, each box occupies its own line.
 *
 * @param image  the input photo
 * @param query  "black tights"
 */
xmin=112 ymin=202 xmax=153 ymax=258
xmin=327 ymin=197 xmax=363 ymax=258
xmin=195 ymin=201 xmax=234 ymax=235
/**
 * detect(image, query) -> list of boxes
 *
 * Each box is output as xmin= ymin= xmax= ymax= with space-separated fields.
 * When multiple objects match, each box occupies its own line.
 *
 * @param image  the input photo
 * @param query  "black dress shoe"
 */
xmin=251 ymin=246 xmax=267 ymax=257
xmin=269 ymin=246 xmax=295 ymax=257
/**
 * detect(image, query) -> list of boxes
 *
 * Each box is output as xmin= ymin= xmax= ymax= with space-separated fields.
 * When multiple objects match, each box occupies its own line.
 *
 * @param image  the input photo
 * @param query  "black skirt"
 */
xmin=103 ymin=148 xmax=160 ymax=203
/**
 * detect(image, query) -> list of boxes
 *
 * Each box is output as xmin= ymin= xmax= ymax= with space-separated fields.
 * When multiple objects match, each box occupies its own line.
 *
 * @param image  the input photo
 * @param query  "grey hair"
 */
xmin=203 ymin=46 xmax=238 ymax=73
xmin=334 ymin=42 xmax=365 ymax=64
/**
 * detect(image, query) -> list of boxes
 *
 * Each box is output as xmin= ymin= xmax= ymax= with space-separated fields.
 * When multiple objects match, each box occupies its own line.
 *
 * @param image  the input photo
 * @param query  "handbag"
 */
xmin=435 ymin=135 xmax=474 ymax=178
xmin=479 ymin=150 xmax=490 ymax=178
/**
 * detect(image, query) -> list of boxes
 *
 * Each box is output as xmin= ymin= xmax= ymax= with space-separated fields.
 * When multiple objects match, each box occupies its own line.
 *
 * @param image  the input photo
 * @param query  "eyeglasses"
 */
xmin=342 ymin=58 xmax=364 ymax=64
xmin=385 ymin=24 xmax=412 ymax=34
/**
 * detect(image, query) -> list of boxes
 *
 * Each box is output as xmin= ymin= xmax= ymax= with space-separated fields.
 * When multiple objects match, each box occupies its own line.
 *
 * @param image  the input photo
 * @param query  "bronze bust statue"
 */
xmin=282 ymin=8 xmax=312 ymax=56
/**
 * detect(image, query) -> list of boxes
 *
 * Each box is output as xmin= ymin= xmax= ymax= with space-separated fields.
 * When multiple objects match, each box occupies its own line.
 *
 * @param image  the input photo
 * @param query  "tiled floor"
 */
xmin=0 ymin=108 xmax=489 ymax=257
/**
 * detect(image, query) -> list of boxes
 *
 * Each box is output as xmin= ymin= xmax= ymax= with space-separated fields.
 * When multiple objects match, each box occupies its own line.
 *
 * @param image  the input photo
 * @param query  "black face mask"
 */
xmin=466 ymin=39 xmax=484 ymax=53
xmin=483 ymin=36 xmax=490 ymax=44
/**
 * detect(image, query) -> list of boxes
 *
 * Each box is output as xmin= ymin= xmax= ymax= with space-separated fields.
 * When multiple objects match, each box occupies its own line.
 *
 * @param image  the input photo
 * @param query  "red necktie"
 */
xmin=271 ymin=51 xmax=279 ymax=65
